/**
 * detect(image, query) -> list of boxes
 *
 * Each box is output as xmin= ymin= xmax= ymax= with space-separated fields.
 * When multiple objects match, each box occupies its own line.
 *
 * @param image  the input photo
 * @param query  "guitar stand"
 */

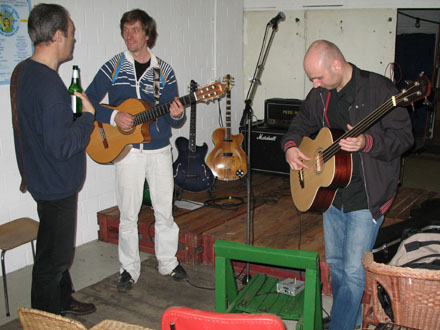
xmin=174 ymin=186 xmax=184 ymax=201
xmin=239 ymin=175 xmax=247 ymax=188
xmin=172 ymin=186 xmax=183 ymax=212
xmin=172 ymin=182 xmax=216 ymax=211
xmin=208 ymin=180 xmax=216 ymax=199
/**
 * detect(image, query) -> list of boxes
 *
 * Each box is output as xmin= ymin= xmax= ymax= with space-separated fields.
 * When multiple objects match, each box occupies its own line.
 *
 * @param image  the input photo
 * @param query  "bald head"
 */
xmin=303 ymin=40 xmax=351 ymax=91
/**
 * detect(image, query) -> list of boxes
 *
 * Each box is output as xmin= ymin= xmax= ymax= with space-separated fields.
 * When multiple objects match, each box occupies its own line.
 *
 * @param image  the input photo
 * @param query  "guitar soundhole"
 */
xmin=118 ymin=126 xmax=135 ymax=136
xmin=314 ymin=149 xmax=324 ymax=174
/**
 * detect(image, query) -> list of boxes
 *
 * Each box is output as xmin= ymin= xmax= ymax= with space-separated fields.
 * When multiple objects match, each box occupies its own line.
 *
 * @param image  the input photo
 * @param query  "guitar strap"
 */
xmin=10 ymin=60 xmax=27 ymax=193
xmin=153 ymin=60 xmax=161 ymax=106
xmin=152 ymin=59 xmax=161 ymax=133
xmin=111 ymin=52 xmax=124 ymax=83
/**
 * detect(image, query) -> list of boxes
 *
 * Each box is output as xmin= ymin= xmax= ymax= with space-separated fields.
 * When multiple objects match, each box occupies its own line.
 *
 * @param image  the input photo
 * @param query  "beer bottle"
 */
xmin=68 ymin=65 xmax=82 ymax=119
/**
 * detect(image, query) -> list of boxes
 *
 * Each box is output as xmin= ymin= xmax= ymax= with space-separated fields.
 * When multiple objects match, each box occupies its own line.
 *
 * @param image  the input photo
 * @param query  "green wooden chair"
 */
xmin=214 ymin=240 xmax=322 ymax=330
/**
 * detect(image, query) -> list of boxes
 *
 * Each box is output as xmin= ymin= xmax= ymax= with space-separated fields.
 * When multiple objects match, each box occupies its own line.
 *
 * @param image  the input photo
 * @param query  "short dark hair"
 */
xmin=120 ymin=9 xmax=158 ymax=48
xmin=28 ymin=3 xmax=70 ymax=45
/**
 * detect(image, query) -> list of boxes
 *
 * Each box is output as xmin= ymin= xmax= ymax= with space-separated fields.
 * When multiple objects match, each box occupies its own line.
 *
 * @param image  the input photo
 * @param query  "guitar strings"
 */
xmin=321 ymin=99 xmax=394 ymax=162
xmin=321 ymin=83 xmax=423 ymax=163
xmin=133 ymin=94 xmax=194 ymax=126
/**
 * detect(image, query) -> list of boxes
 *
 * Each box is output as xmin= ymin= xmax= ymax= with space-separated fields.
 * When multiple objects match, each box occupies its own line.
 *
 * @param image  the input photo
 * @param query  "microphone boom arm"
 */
xmin=240 ymin=23 xmax=279 ymax=127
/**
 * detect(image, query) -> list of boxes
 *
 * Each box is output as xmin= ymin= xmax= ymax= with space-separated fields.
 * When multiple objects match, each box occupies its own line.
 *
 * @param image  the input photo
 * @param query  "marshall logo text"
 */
xmin=256 ymin=133 xmax=277 ymax=142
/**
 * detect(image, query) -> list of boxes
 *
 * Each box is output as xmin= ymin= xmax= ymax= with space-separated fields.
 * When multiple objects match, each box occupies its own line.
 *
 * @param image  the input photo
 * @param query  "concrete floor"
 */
xmin=0 ymin=240 xmax=333 ymax=329
xmin=1 ymin=150 xmax=438 ymax=329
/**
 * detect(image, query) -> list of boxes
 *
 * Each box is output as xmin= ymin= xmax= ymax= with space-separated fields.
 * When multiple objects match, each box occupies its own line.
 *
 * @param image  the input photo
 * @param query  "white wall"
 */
xmin=244 ymin=0 xmax=440 ymax=10
xmin=243 ymin=8 xmax=398 ymax=120
xmin=0 ymin=0 xmax=243 ymax=274
xmin=243 ymin=1 xmax=440 ymax=120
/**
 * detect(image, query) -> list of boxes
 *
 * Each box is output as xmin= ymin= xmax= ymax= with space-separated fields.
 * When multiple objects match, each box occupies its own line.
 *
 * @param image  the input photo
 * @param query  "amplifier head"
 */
xmin=264 ymin=98 xmax=302 ymax=129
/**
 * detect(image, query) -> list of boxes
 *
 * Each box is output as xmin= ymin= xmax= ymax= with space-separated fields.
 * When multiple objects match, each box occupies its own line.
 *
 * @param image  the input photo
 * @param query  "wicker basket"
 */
xmin=18 ymin=307 xmax=87 ymax=330
xmin=362 ymin=252 xmax=440 ymax=330
xmin=91 ymin=319 xmax=155 ymax=330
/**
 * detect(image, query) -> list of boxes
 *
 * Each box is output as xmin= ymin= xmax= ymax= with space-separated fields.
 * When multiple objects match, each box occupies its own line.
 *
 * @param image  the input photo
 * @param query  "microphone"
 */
xmin=268 ymin=12 xmax=286 ymax=26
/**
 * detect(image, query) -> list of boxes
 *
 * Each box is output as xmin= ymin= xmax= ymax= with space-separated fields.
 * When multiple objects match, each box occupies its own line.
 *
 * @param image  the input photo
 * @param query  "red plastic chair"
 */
xmin=161 ymin=306 xmax=286 ymax=330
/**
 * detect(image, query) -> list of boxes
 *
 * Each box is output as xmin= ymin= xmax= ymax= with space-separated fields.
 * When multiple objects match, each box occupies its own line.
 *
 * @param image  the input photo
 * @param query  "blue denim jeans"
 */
xmin=323 ymin=206 xmax=383 ymax=330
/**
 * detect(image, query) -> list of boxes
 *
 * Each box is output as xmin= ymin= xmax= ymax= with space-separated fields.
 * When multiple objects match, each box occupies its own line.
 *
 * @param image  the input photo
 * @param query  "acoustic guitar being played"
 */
xmin=206 ymin=74 xmax=247 ymax=181
xmin=290 ymin=76 xmax=431 ymax=213
xmin=86 ymin=82 xmax=226 ymax=164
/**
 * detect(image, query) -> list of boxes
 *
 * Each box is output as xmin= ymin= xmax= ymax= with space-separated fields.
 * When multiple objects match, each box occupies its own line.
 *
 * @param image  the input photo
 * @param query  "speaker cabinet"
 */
xmin=240 ymin=122 xmax=289 ymax=175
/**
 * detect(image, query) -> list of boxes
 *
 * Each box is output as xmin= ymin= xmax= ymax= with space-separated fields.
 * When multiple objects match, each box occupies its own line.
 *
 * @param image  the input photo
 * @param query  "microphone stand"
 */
xmin=240 ymin=21 xmax=281 ymax=283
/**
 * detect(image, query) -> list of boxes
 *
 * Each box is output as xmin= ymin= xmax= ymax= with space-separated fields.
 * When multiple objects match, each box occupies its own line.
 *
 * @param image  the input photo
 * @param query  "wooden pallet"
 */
xmin=96 ymin=173 xmax=438 ymax=277
xmin=97 ymin=205 xmax=204 ymax=265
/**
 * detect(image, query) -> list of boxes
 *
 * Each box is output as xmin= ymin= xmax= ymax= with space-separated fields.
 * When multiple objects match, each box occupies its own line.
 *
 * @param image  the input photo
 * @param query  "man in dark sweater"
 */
xmin=11 ymin=3 xmax=96 ymax=315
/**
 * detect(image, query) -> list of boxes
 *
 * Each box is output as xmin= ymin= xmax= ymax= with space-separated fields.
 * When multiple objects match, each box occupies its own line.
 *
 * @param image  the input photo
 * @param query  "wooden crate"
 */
xmin=97 ymin=205 xmax=204 ymax=265
xmin=97 ymin=205 xmax=120 ymax=245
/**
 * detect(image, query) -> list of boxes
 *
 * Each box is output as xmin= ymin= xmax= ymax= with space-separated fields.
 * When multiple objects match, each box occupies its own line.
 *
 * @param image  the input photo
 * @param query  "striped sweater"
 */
xmin=86 ymin=50 xmax=185 ymax=150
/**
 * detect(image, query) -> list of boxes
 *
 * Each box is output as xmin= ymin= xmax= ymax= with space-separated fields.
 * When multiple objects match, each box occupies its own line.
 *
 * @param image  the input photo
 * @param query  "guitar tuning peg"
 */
xmin=423 ymin=96 xmax=432 ymax=108
xmin=410 ymin=102 xmax=415 ymax=112
xmin=418 ymin=71 xmax=425 ymax=77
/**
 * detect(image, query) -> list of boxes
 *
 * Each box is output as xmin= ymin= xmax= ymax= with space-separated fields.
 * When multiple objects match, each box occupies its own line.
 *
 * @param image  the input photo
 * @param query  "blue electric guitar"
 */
xmin=173 ymin=80 xmax=215 ymax=192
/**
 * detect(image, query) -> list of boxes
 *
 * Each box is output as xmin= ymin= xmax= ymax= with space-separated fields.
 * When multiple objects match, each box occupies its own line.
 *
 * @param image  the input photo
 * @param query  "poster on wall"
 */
xmin=0 ymin=0 xmax=32 ymax=85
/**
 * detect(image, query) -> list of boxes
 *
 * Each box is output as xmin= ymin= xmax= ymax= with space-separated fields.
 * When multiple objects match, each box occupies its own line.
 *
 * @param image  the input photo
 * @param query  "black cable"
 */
xmin=398 ymin=11 xmax=440 ymax=25
xmin=185 ymin=278 xmax=215 ymax=291
xmin=245 ymin=24 xmax=271 ymax=101
xmin=296 ymin=208 xmax=302 ymax=251
xmin=322 ymin=306 xmax=330 ymax=318
xmin=204 ymin=196 xmax=245 ymax=211
xmin=217 ymin=99 xmax=224 ymax=127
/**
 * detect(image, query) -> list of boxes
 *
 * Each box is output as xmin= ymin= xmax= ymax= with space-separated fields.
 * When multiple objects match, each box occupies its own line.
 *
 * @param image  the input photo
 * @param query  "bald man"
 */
xmin=282 ymin=40 xmax=413 ymax=329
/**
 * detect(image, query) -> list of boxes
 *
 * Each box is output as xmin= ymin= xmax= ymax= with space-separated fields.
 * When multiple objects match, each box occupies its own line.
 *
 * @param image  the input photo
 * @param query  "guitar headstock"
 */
xmin=194 ymin=82 xmax=226 ymax=103
xmin=189 ymin=80 xmax=198 ymax=93
xmin=397 ymin=75 xmax=431 ymax=107
xmin=223 ymin=74 xmax=234 ymax=92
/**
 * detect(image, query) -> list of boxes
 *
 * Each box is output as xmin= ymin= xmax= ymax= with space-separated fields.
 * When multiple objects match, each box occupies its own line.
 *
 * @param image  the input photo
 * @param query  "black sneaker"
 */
xmin=117 ymin=270 xmax=134 ymax=292
xmin=169 ymin=264 xmax=187 ymax=281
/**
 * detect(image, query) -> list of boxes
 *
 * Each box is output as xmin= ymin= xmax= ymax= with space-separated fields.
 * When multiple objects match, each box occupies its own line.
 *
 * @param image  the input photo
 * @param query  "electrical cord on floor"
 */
xmin=184 ymin=275 xmax=215 ymax=291
xmin=204 ymin=196 xmax=245 ymax=211
xmin=185 ymin=279 xmax=215 ymax=291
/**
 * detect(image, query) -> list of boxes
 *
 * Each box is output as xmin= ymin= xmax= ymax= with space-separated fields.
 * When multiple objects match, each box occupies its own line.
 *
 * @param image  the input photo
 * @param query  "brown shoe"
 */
xmin=61 ymin=297 xmax=96 ymax=316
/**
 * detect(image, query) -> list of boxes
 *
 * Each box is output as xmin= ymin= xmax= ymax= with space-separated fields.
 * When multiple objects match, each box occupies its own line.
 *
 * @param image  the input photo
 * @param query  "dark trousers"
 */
xmin=31 ymin=194 xmax=77 ymax=314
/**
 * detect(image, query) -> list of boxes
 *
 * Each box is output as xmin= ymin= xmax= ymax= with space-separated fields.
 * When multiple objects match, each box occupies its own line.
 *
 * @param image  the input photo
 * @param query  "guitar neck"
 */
xmin=224 ymin=89 xmax=232 ymax=140
xmin=133 ymin=93 xmax=195 ymax=126
xmin=189 ymin=82 xmax=197 ymax=153
xmin=323 ymin=95 xmax=404 ymax=163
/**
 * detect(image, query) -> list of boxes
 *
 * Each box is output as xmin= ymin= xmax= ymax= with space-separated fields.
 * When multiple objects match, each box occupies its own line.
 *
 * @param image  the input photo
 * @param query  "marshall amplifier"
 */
xmin=264 ymin=98 xmax=302 ymax=129
xmin=240 ymin=122 xmax=290 ymax=175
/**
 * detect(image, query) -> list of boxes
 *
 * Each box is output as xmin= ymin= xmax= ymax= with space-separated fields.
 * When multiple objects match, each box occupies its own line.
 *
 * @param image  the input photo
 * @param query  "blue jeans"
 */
xmin=323 ymin=206 xmax=383 ymax=330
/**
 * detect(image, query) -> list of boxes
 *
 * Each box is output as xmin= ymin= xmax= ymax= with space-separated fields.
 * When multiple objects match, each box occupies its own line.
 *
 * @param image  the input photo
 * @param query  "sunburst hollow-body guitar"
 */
xmin=206 ymin=74 xmax=247 ymax=181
